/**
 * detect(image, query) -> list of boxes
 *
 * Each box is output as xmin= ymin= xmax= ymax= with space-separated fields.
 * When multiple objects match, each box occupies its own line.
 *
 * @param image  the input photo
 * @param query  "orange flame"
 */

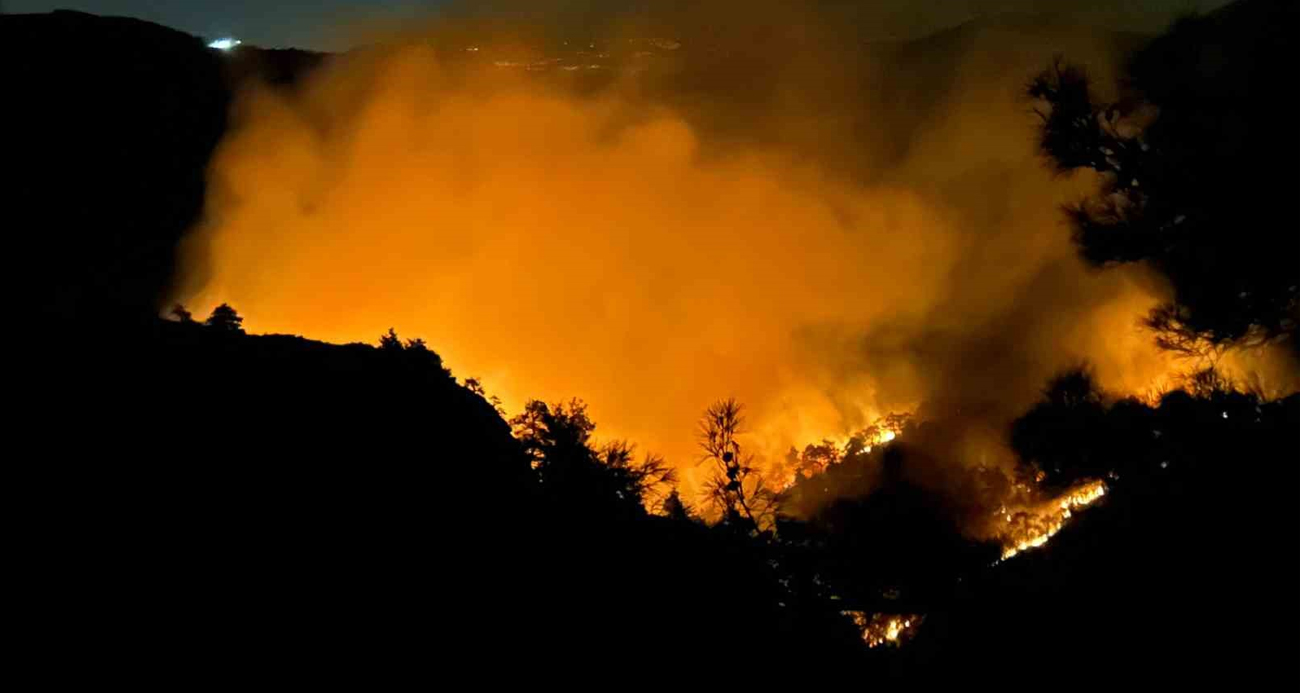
xmin=842 ymin=611 xmax=925 ymax=648
xmin=993 ymin=480 xmax=1107 ymax=560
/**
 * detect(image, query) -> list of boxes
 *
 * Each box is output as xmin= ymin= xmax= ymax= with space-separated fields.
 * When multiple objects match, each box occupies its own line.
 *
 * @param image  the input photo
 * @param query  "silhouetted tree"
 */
xmin=378 ymin=327 xmax=404 ymax=353
xmin=660 ymin=489 xmax=694 ymax=522
xmin=1010 ymin=366 xmax=1110 ymax=488
xmin=1030 ymin=0 xmax=1299 ymax=354
xmin=204 ymin=303 xmax=244 ymax=333
xmin=170 ymin=303 xmax=194 ymax=323
xmin=598 ymin=441 xmax=676 ymax=508
xmin=401 ymin=335 xmax=446 ymax=372
xmin=699 ymin=398 xmax=778 ymax=532
xmin=464 ymin=377 xmax=507 ymax=415
xmin=511 ymin=399 xmax=671 ymax=514
xmin=377 ymin=329 xmax=447 ymax=373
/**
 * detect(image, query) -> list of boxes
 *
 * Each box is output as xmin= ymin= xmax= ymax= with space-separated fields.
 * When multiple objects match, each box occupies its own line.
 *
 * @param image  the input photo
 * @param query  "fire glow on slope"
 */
xmin=836 ymin=480 xmax=1104 ymax=651
xmin=179 ymin=6 xmax=1299 ymax=507
xmin=779 ymin=420 xmax=1109 ymax=560
xmin=994 ymin=480 xmax=1107 ymax=560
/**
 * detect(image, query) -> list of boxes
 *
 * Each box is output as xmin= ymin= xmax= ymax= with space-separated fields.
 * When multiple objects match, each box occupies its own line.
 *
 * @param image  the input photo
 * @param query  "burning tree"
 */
xmin=790 ymin=440 xmax=841 ymax=478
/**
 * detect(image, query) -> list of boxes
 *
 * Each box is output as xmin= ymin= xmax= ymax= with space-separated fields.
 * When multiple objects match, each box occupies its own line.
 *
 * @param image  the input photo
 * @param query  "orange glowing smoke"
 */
xmin=176 ymin=7 xmax=1296 ymax=506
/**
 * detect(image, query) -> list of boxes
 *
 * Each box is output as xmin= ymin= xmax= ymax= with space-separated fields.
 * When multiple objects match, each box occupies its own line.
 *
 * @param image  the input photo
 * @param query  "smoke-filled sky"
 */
xmin=169 ymin=1 xmax=1296 ymax=504
xmin=10 ymin=1 xmax=1233 ymax=50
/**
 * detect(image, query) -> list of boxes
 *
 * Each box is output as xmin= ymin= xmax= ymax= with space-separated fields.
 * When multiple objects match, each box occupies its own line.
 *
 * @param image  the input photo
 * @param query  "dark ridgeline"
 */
xmin=8 ymin=10 xmax=325 ymax=329
xmin=222 ymin=46 xmax=327 ymax=88
xmin=8 ymin=10 xmax=230 ymax=325
xmin=8 ymin=0 xmax=1300 ymax=684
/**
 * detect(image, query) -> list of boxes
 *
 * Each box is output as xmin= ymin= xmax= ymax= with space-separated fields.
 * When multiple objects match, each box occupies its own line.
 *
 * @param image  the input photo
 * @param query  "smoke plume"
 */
xmin=177 ymin=1 xmax=1295 ymax=503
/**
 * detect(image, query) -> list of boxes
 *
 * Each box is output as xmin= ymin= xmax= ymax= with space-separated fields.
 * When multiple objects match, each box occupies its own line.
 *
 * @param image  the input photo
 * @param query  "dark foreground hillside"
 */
xmin=854 ymin=386 xmax=1300 ymax=683
xmin=26 ymin=317 xmax=866 ymax=679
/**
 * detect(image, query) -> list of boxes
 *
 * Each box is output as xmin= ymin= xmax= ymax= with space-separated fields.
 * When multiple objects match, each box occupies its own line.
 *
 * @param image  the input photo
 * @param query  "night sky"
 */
xmin=7 ymin=1 xmax=1233 ymax=50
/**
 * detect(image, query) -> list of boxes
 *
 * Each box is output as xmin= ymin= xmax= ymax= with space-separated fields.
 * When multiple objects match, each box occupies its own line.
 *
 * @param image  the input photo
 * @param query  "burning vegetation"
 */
xmin=843 ymin=611 xmax=926 ymax=648
xmin=992 ymin=479 xmax=1107 ymax=561
xmin=777 ymin=411 xmax=1111 ymax=563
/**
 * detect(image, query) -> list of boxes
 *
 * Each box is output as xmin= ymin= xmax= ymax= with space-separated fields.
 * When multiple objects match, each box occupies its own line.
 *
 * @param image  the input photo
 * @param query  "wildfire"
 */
xmin=865 ymin=429 xmax=897 ymax=452
xmin=829 ymin=479 xmax=1103 ymax=651
xmin=842 ymin=611 xmax=924 ymax=648
xmin=996 ymin=480 xmax=1107 ymax=560
xmin=773 ymin=414 xmax=911 ymax=492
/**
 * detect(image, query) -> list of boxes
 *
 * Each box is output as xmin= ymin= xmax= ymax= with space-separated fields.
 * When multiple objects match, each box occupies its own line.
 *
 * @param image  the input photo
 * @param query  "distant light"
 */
xmin=208 ymin=38 xmax=242 ymax=51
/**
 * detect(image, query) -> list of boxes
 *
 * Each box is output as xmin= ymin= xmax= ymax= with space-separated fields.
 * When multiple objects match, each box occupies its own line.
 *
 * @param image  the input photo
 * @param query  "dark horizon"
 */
xmin=8 ymin=0 xmax=1233 ymax=50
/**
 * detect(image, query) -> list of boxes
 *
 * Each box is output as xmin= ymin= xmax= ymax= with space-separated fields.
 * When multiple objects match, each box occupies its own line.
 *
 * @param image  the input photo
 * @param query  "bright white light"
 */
xmin=208 ymin=38 xmax=242 ymax=51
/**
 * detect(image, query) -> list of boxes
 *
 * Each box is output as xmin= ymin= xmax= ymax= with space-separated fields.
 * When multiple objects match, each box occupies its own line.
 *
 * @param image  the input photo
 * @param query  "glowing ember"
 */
xmin=842 ymin=611 xmax=924 ymax=648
